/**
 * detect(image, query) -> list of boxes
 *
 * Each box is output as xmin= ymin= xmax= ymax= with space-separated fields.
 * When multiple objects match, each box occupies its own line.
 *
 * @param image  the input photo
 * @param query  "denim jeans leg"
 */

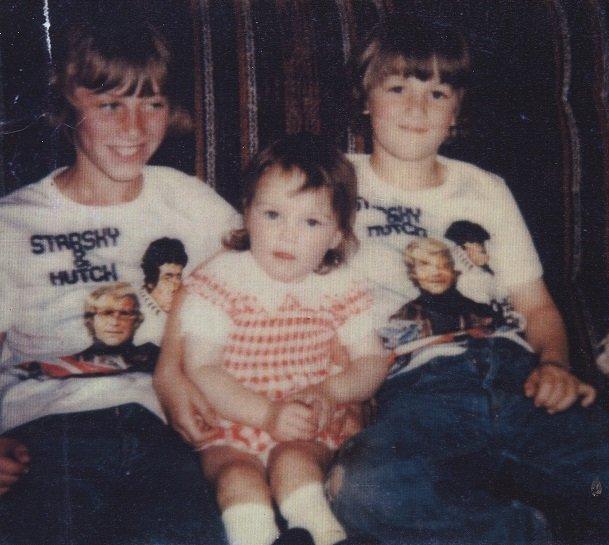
xmin=483 ymin=342 xmax=609 ymax=543
xmin=329 ymin=356 xmax=548 ymax=545
xmin=0 ymin=412 xmax=119 ymax=545
xmin=0 ymin=405 xmax=226 ymax=545
xmin=110 ymin=406 xmax=226 ymax=545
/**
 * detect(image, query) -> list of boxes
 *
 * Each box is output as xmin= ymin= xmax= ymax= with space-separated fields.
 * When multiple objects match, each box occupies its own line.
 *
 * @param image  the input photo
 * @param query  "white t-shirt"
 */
xmin=0 ymin=166 xmax=240 ymax=433
xmin=349 ymin=154 xmax=543 ymax=375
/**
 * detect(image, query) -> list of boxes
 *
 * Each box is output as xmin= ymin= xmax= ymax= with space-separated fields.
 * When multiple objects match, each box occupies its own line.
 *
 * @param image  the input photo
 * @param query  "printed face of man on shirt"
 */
xmin=92 ymin=295 xmax=139 ymax=346
xmin=408 ymin=246 xmax=457 ymax=295
xmin=148 ymin=262 xmax=183 ymax=312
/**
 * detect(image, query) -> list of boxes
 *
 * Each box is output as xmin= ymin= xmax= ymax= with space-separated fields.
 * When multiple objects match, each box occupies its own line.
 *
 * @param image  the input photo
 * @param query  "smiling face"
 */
xmin=69 ymin=84 xmax=170 ymax=188
xmin=367 ymin=59 xmax=461 ymax=166
xmin=92 ymin=295 xmax=139 ymax=346
xmin=408 ymin=247 xmax=457 ymax=295
xmin=245 ymin=166 xmax=343 ymax=283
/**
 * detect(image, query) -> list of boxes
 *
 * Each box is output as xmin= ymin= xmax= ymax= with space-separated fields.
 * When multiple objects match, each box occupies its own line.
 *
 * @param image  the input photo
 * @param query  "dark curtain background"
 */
xmin=1 ymin=0 xmax=608 ymax=378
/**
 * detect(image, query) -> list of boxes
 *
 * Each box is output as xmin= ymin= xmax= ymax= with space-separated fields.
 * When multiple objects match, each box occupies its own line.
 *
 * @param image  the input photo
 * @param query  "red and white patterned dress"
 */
xmin=181 ymin=250 xmax=377 ymax=462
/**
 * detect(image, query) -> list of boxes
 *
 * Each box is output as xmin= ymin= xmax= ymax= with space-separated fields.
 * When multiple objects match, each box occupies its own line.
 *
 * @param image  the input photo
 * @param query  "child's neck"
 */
xmin=370 ymin=151 xmax=444 ymax=191
xmin=55 ymin=162 xmax=143 ymax=206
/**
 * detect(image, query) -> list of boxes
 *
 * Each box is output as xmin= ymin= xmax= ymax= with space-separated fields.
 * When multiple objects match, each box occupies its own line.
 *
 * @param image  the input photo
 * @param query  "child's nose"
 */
xmin=121 ymin=106 xmax=144 ymax=138
xmin=279 ymin=220 xmax=299 ymax=242
xmin=404 ymin=91 xmax=427 ymax=114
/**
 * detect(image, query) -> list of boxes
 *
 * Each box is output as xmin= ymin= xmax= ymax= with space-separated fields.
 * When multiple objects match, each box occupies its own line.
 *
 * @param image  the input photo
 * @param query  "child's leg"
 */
xmin=203 ymin=446 xmax=279 ymax=545
xmin=268 ymin=441 xmax=345 ymax=545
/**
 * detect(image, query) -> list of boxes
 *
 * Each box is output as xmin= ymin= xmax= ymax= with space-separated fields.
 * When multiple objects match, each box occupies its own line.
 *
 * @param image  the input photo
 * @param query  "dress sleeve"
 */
xmin=333 ymin=281 xmax=385 ymax=360
xmin=178 ymin=289 xmax=231 ymax=346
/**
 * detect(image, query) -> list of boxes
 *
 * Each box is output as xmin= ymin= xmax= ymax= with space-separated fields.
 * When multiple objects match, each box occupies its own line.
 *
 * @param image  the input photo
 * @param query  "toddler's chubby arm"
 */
xmin=291 ymin=335 xmax=390 ymax=430
xmin=159 ymin=291 xmax=318 ymax=445
xmin=318 ymin=338 xmax=390 ymax=405
xmin=511 ymin=278 xmax=596 ymax=413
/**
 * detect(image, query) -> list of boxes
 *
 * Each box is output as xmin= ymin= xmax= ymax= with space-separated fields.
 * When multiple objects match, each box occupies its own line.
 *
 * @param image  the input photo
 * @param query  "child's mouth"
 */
xmin=273 ymin=251 xmax=296 ymax=261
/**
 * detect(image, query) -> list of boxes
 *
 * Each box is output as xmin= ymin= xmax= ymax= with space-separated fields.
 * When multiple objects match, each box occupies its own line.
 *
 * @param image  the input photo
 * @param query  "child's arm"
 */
xmin=511 ymin=278 xmax=596 ymax=413
xmin=154 ymin=296 xmax=219 ymax=446
xmin=318 ymin=342 xmax=390 ymax=405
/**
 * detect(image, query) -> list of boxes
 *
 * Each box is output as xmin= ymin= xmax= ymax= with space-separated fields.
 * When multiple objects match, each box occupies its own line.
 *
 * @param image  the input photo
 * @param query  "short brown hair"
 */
xmin=224 ymin=132 xmax=358 ymax=273
xmin=50 ymin=16 xmax=191 ymax=135
xmin=349 ymin=15 xmax=471 ymax=132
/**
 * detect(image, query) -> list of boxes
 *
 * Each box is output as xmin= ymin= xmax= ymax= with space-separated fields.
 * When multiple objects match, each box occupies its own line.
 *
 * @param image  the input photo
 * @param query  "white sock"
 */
xmin=279 ymin=482 xmax=346 ymax=545
xmin=221 ymin=502 xmax=279 ymax=545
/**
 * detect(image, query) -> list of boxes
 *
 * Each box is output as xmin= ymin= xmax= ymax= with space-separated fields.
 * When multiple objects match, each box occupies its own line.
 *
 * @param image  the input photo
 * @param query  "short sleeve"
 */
xmin=0 ymin=230 xmax=15 ymax=333
xmin=178 ymin=291 xmax=231 ymax=346
xmin=175 ymin=173 xmax=241 ymax=252
xmin=487 ymin=178 xmax=543 ymax=289
xmin=335 ymin=283 xmax=387 ymax=360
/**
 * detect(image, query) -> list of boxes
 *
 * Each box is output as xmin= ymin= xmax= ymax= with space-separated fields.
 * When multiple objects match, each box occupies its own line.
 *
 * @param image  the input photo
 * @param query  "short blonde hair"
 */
xmin=404 ymin=238 xmax=454 ymax=280
xmin=84 ymin=282 xmax=143 ymax=337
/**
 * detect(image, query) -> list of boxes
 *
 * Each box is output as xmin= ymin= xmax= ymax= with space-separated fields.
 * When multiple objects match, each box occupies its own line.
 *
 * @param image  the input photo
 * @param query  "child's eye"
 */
xmin=431 ymin=90 xmax=449 ymax=99
xmin=388 ymin=85 xmax=405 ymax=94
xmin=147 ymin=100 xmax=167 ymax=110
xmin=100 ymin=102 xmax=121 ymax=111
xmin=264 ymin=210 xmax=279 ymax=219
xmin=305 ymin=218 xmax=321 ymax=227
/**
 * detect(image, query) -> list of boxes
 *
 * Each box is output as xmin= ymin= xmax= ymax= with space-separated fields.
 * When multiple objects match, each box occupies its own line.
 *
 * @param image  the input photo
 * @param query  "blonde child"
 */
xmin=326 ymin=14 xmax=609 ymax=545
xmin=161 ymin=133 xmax=387 ymax=545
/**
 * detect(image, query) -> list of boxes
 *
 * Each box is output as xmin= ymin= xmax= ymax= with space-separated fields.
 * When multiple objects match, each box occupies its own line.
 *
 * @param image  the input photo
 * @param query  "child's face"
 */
xmin=245 ymin=166 xmax=343 ymax=283
xmin=409 ymin=250 xmax=456 ymax=294
xmin=367 ymin=62 xmax=460 ymax=165
xmin=70 ymin=85 xmax=170 ymax=185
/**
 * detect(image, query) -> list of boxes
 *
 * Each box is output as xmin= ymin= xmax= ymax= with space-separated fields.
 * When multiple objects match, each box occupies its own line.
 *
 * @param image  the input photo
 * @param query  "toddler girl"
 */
xmin=164 ymin=133 xmax=387 ymax=545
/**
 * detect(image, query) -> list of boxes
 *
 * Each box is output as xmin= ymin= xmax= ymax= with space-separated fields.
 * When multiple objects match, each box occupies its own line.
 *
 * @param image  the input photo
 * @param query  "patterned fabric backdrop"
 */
xmin=1 ymin=0 xmax=608 ymax=377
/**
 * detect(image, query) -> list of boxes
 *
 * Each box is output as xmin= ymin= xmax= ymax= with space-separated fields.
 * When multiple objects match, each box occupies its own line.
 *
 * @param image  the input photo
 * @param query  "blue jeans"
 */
xmin=330 ymin=338 xmax=609 ymax=545
xmin=0 ymin=404 xmax=226 ymax=545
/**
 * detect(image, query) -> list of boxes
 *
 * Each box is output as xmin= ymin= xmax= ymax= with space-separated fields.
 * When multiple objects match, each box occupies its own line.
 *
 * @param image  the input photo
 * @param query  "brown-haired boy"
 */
xmin=328 ymin=14 xmax=609 ymax=545
xmin=0 ymin=13 xmax=236 ymax=545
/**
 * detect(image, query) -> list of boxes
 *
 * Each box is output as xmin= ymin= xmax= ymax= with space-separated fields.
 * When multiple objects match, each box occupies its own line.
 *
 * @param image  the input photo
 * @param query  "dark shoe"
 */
xmin=272 ymin=528 xmax=315 ymax=545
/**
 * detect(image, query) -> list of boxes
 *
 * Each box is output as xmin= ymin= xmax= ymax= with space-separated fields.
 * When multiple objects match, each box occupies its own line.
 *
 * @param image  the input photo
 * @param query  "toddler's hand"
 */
xmin=524 ymin=363 xmax=596 ymax=414
xmin=265 ymin=401 xmax=317 ymax=442
xmin=289 ymin=386 xmax=336 ymax=433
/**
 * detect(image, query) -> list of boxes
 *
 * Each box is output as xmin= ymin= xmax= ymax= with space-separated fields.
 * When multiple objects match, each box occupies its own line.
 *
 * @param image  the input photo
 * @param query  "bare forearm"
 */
xmin=321 ymin=353 xmax=389 ymax=403
xmin=525 ymin=304 xmax=569 ymax=368
xmin=187 ymin=365 xmax=271 ymax=428
xmin=511 ymin=279 xmax=569 ymax=369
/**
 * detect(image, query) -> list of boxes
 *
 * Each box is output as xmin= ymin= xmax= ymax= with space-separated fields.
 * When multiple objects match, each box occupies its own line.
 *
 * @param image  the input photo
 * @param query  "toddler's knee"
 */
xmin=268 ymin=441 xmax=311 ymax=468
xmin=216 ymin=461 xmax=265 ymax=505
